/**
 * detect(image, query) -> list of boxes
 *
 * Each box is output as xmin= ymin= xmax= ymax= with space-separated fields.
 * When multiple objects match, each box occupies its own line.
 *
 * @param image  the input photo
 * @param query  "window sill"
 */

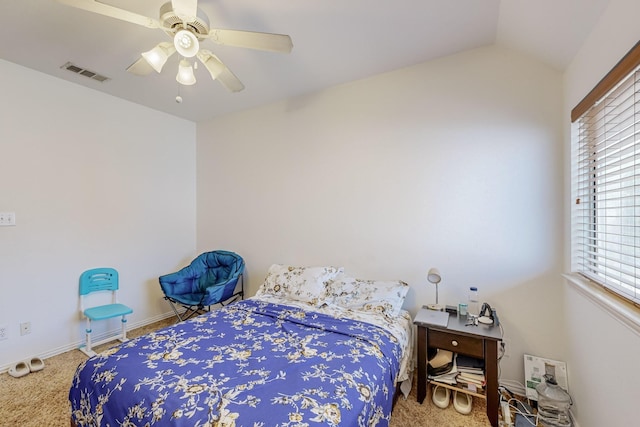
xmin=563 ymin=273 xmax=640 ymax=336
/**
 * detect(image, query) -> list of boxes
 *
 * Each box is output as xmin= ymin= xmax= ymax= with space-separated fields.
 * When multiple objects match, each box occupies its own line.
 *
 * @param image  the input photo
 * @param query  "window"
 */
xmin=571 ymin=41 xmax=640 ymax=306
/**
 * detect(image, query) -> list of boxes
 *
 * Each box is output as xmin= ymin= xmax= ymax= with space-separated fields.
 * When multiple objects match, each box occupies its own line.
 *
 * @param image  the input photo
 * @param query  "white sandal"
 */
xmin=27 ymin=357 xmax=45 ymax=372
xmin=8 ymin=361 xmax=30 ymax=378
xmin=431 ymin=385 xmax=451 ymax=409
xmin=453 ymin=390 xmax=473 ymax=415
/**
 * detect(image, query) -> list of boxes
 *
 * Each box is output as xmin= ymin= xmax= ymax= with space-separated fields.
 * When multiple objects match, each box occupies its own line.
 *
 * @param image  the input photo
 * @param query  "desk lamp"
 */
xmin=426 ymin=267 xmax=443 ymax=311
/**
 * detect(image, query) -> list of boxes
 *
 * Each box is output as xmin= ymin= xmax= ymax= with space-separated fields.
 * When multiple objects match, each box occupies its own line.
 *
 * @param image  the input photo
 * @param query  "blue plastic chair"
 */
xmin=159 ymin=251 xmax=244 ymax=321
xmin=79 ymin=268 xmax=133 ymax=357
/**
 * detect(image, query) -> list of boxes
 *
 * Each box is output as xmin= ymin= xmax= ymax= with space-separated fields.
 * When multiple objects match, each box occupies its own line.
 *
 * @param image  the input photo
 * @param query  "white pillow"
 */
xmin=256 ymin=264 xmax=343 ymax=306
xmin=326 ymin=276 xmax=409 ymax=317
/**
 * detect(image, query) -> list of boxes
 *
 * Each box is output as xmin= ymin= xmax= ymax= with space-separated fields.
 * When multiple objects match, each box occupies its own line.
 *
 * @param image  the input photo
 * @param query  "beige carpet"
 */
xmin=0 ymin=318 xmax=491 ymax=427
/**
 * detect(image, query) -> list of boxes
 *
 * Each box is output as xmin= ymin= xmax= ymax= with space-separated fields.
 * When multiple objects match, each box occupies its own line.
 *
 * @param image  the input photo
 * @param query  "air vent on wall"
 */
xmin=61 ymin=62 xmax=110 ymax=82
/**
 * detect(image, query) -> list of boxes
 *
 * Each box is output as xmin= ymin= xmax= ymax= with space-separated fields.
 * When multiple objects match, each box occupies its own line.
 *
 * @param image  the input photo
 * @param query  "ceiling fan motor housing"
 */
xmin=159 ymin=1 xmax=210 ymax=38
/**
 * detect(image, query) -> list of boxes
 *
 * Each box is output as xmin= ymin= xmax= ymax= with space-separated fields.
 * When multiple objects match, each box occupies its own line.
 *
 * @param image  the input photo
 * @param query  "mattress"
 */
xmin=69 ymin=296 xmax=413 ymax=426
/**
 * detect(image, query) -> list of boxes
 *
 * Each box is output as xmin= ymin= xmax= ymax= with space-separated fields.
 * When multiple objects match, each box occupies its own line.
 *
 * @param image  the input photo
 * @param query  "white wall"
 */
xmin=563 ymin=1 xmax=640 ymax=426
xmin=196 ymin=45 xmax=565 ymax=384
xmin=0 ymin=60 xmax=197 ymax=369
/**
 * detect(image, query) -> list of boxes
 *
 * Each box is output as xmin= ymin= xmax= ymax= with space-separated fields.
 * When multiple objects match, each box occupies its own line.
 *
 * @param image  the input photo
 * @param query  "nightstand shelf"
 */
xmin=414 ymin=307 xmax=502 ymax=427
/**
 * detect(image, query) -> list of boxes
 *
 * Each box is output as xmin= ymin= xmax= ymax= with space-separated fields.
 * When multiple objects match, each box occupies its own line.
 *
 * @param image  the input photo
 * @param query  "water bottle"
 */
xmin=467 ymin=286 xmax=479 ymax=318
xmin=536 ymin=374 xmax=572 ymax=427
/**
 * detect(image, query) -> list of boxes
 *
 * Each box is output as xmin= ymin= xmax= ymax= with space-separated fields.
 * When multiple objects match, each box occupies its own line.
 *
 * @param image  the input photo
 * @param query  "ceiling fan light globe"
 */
xmin=176 ymin=59 xmax=196 ymax=85
xmin=142 ymin=46 xmax=169 ymax=73
xmin=174 ymin=29 xmax=199 ymax=58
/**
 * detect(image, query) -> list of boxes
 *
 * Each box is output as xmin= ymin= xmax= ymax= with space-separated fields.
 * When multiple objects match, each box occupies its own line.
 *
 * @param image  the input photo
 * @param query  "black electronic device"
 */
xmin=478 ymin=303 xmax=499 ymax=326
xmin=479 ymin=303 xmax=492 ymax=317
xmin=515 ymin=412 xmax=536 ymax=426
xmin=445 ymin=305 xmax=458 ymax=315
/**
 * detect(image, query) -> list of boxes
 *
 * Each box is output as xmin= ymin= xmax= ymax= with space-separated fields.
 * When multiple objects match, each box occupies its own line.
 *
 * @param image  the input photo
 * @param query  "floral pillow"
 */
xmin=326 ymin=276 xmax=409 ymax=317
xmin=256 ymin=264 xmax=343 ymax=306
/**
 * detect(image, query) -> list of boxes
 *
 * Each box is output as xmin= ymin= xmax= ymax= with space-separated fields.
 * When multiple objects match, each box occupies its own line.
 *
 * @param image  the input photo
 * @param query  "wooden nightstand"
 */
xmin=414 ymin=307 xmax=502 ymax=427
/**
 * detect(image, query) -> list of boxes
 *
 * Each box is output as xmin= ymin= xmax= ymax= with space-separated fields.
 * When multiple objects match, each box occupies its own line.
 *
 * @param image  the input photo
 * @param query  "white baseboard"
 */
xmin=570 ymin=410 xmax=580 ymax=427
xmin=0 ymin=311 xmax=176 ymax=374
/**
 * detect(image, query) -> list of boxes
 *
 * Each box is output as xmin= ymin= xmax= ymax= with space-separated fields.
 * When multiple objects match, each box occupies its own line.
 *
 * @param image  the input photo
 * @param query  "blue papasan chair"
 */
xmin=159 ymin=250 xmax=245 ymax=321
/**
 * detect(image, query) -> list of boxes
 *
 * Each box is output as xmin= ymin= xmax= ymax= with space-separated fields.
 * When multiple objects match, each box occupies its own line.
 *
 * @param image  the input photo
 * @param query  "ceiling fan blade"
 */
xmin=197 ymin=50 xmax=245 ymax=92
xmin=126 ymin=57 xmax=154 ymax=76
xmin=207 ymin=29 xmax=293 ymax=53
xmin=57 ymin=0 xmax=160 ymax=29
xmin=171 ymin=0 xmax=198 ymax=22
xmin=214 ymin=67 xmax=246 ymax=93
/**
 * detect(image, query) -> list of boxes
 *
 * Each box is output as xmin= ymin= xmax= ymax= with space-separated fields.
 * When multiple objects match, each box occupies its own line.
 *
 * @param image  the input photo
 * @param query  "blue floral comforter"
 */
xmin=69 ymin=299 xmax=403 ymax=426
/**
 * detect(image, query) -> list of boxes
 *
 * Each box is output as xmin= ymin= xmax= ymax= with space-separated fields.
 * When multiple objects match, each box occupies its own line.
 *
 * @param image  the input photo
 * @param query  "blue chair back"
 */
xmin=80 ymin=268 xmax=119 ymax=295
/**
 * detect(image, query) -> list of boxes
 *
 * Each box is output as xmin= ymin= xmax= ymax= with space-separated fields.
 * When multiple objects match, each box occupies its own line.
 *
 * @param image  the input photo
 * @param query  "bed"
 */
xmin=69 ymin=265 xmax=413 ymax=427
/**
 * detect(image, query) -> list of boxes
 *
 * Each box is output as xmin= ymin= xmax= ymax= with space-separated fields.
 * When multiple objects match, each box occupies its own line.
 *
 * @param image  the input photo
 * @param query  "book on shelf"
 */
xmin=456 ymin=354 xmax=484 ymax=370
xmin=455 ymin=354 xmax=484 ymax=379
xmin=458 ymin=368 xmax=484 ymax=377
xmin=428 ymin=353 xmax=488 ymax=388
xmin=458 ymin=371 xmax=485 ymax=382
xmin=457 ymin=373 xmax=485 ymax=388
xmin=429 ymin=372 xmax=457 ymax=385
xmin=457 ymin=379 xmax=485 ymax=390
xmin=457 ymin=378 xmax=484 ymax=393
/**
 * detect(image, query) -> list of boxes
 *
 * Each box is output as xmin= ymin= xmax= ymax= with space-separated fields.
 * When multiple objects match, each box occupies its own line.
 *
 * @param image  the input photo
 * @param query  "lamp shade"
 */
xmin=174 ymin=29 xmax=200 ymax=58
xmin=427 ymin=268 xmax=441 ymax=285
xmin=176 ymin=59 xmax=196 ymax=85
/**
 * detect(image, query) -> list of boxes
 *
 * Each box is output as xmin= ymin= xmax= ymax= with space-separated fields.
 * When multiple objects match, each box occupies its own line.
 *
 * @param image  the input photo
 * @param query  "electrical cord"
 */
xmin=510 ymin=407 xmax=537 ymax=426
xmin=498 ymin=386 xmax=538 ymax=427
xmin=507 ymin=398 xmax=537 ymax=426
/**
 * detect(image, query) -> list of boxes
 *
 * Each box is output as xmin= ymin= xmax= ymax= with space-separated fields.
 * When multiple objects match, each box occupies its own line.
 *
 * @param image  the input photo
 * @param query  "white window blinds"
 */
xmin=573 ymin=66 xmax=640 ymax=304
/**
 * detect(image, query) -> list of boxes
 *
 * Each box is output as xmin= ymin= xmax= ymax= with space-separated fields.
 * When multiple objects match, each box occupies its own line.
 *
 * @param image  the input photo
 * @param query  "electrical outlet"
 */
xmin=0 ymin=324 xmax=8 ymax=341
xmin=0 ymin=212 xmax=16 ymax=226
xmin=20 ymin=322 xmax=31 ymax=336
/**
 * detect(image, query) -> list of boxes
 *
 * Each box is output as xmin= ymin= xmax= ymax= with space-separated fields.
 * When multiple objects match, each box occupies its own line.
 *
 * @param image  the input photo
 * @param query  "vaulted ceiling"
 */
xmin=0 ymin=0 xmax=610 ymax=122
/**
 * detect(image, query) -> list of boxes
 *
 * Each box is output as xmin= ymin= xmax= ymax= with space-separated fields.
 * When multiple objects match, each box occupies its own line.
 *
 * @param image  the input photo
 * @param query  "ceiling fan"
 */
xmin=57 ymin=0 xmax=293 ymax=92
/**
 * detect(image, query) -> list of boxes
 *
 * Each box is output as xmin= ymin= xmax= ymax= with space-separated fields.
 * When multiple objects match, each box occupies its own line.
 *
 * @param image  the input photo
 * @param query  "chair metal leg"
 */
xmin=182 ymin=304 xmax=208 ymax=320
xmin=165 ymin=296 xmax=185 ymax=321
xmin=80 ymin=318 xmax=97 ymax=357
xmin=79 ymin=315 xmax=130 ymax=357
xmin=85 ymin=318 xmax=92 ymax=354
xmin=164 ymin=296 xmax=206 ymax=322
xmin=120 ymin=316 xmax=128 ymax=342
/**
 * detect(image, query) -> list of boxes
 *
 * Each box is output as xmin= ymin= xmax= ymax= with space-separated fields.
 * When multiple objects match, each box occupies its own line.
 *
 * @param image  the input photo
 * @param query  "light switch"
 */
xmin=0 ymin=212 xmax=16 ymax=226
